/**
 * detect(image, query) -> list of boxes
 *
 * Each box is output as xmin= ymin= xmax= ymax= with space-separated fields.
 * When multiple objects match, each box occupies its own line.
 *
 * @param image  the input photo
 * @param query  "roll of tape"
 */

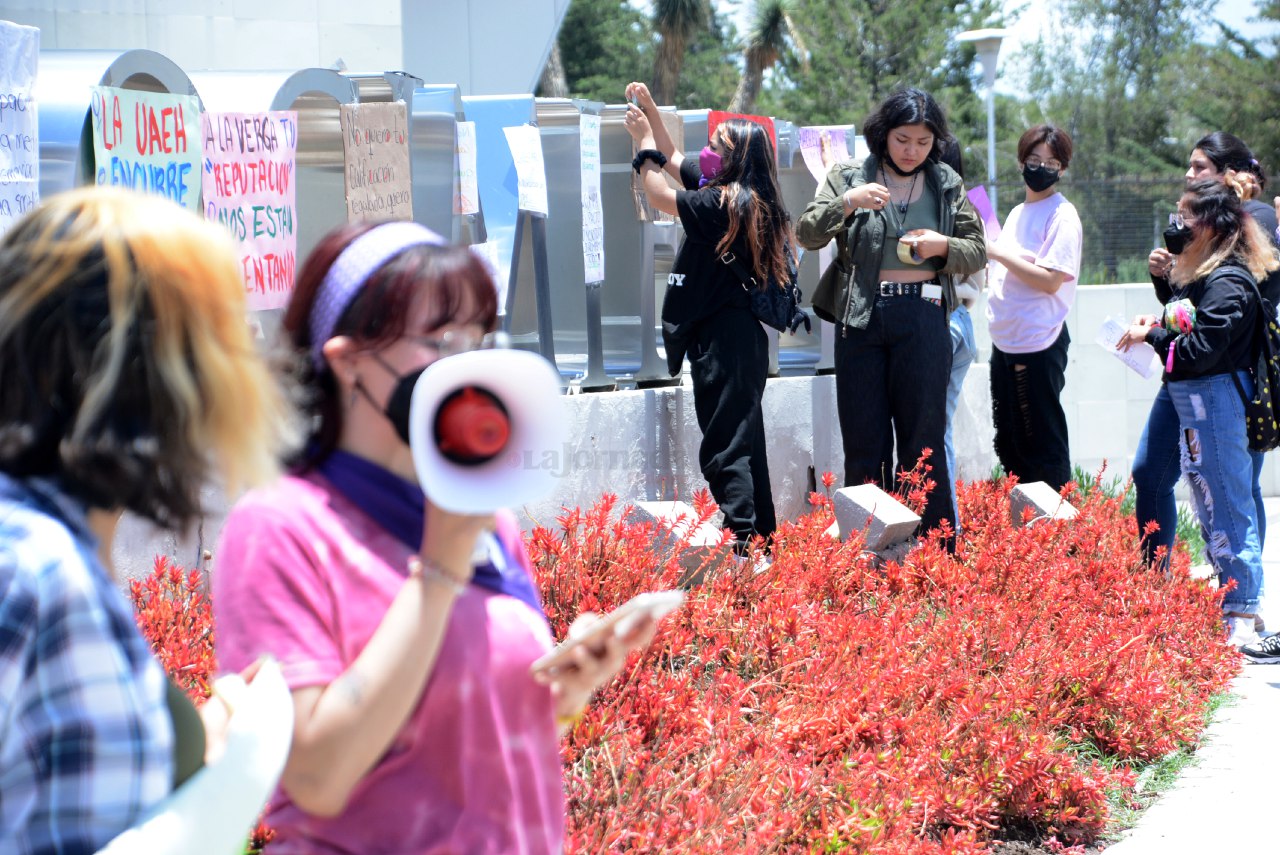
xmin=896 ymin=238 xmax=925 ymax=266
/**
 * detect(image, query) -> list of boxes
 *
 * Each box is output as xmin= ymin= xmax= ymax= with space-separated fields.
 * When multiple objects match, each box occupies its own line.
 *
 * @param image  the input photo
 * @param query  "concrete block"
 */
xmin=624 ymin=501 xmax=730 ymax=587
xmin=832 ymin=484 xmax=920 ymax=551
xmin=1009 ymin=481 xmax=1078 ymax=527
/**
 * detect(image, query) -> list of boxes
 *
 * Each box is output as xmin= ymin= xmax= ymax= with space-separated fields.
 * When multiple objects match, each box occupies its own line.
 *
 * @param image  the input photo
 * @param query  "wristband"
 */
xmin=632 ymin=148 xmax=668 ymax=173
xmin=407 ymin=555 xmax=468 ymax=597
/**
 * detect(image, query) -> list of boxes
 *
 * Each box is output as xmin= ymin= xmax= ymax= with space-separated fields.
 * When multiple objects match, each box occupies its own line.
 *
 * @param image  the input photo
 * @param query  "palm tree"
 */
xmin=729 ymin=0 xmax=808 ymax=114
xmin=651 ymin=0 xmax=710 ymax=106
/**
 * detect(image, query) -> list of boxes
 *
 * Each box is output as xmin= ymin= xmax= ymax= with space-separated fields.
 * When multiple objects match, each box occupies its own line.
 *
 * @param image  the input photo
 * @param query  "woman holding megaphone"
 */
xmin=213 ymin=222 xmax=654 ymax=853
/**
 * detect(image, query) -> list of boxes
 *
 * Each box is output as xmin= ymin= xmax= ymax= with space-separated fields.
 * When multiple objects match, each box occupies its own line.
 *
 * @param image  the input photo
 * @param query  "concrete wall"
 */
xmin=111 ymin=286 xmax=1280 ymax=580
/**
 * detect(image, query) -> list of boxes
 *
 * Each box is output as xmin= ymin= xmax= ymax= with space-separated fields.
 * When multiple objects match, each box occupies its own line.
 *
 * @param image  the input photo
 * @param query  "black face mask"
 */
xmin=885 ymin=152 xmax=928 ymax=177
xmin=379 ymin=365 xmax=426 ymax=445
xmin=1163 ymin=224 xmax=1194 ymax=255
xmin=1022 ymin=163 xmax=1060 ymax=193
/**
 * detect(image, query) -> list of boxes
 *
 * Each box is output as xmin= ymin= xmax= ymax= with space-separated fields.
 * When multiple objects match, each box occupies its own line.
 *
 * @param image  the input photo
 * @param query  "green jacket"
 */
xmin=795 ymin=155 xmax=987 ymax=330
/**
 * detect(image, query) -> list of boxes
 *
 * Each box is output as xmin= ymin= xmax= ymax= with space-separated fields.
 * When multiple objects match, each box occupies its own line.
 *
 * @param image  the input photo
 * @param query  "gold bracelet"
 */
xmin=407 ymin=555 xmax=468 ymax=597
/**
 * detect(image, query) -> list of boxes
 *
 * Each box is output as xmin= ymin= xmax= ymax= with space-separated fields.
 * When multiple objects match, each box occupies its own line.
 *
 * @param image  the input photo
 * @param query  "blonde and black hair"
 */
xmin=1171 ymin=179 xmax=1280 ymax=288
xmin=0 ymin=187 xmax=293 ymax=529
xmin=707 ymin=119 xmax=793 ymax=287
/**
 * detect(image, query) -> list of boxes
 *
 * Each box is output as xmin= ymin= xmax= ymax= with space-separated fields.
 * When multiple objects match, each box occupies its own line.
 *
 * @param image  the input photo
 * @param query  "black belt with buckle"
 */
xmin=878 ymin=279 xmax=938 ymax=298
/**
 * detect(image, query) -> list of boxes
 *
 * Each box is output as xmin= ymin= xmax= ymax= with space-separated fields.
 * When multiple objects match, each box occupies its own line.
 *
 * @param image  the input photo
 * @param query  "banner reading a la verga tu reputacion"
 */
xmin=201 ymin=111 xmax=299 ymax=311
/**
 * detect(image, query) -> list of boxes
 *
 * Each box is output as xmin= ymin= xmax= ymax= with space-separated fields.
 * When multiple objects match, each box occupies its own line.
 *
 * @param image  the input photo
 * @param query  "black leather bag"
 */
xmin=718 ymin=248 xmax=811 ymax=334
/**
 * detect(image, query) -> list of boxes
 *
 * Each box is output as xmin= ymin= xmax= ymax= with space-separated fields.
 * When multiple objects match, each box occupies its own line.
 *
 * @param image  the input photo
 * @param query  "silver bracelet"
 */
xmin=407 ymin=555 xmax=468 ymax=597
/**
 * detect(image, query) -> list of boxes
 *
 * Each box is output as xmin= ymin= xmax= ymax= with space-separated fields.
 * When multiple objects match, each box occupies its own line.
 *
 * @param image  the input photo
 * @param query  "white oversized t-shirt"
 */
xmin=986 ymin=193 xmax=1083 ymax=353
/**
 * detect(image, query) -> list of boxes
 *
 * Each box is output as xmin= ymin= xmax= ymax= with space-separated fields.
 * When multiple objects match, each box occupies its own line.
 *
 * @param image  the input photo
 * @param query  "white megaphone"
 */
xmin=407 ymin=348 xmax=567 ymax=514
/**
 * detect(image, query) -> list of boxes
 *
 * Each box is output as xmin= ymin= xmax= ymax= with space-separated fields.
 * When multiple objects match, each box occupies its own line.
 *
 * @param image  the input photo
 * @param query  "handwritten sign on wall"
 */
xmin=201 ymin=111 xmax=299 ymax=311
xmin=454 ymin=120 xmax=479 ymax=216
xmin=0 ymin=22 xmax=38 ymax=235
xmin=340 ymin=101 xmax=412 ymax=222
xmin=502 ymin=124 xmax=548 ymax=216
xmin=90 ymin=86 xmax=201 ymax=209
xmin=799 ymin=126 xmax=852 ymax=182
xmin=579 ymin=114 xmax=604 ymax=283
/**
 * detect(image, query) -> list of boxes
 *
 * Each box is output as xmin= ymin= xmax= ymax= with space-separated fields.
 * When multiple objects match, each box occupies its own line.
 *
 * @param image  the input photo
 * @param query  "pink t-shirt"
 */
xmin=986 ymin=193 xmax=1083 ymax=353
xmin=212 ymin=472 xmax=563 ymax=855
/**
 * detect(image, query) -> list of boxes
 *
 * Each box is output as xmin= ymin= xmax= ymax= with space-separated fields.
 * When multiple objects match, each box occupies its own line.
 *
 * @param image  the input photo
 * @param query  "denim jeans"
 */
xmin=944 ymin=304 xmax=978 ymax=522
xmin=1133 ymin=382 xmax=1265 ymax=568
xmin=1166 ymin=371 xmax=1264 ymax=614
xmin=834 ymin=295 xmax=956 ymax=537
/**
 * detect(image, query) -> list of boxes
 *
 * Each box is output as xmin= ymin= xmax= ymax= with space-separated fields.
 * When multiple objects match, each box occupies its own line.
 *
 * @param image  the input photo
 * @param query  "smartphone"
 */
xmin=628 ymin=92 xmax=640 ymax=108
xmin=530 ymin=590 xmax=685 ymax=680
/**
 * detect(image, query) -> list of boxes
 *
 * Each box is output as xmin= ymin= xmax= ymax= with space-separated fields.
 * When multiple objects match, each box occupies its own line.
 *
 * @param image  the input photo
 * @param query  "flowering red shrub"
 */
xmin=130 ymin=555 xmax=275 ymax=854
xmin=528 ymin=474 xmax=1238 ymax=853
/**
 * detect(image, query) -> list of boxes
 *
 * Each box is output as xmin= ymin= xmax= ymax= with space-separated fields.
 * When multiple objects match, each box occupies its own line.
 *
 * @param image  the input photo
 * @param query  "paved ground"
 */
xmin=1104 ymin=496 xmax=1280 ymax=853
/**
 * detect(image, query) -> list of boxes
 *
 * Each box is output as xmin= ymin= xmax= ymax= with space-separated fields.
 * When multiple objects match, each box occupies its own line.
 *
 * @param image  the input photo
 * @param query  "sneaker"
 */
xmin=1242 ymin=633 xmax=1280 ymax=664
xmin=1225 ymin=615 xmax=1261 ymax=648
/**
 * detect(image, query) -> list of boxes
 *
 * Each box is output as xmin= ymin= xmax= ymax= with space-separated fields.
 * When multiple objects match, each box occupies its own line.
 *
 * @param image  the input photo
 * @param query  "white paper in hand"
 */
xmin=1096 ymin=316 xmax=1161 ymax=380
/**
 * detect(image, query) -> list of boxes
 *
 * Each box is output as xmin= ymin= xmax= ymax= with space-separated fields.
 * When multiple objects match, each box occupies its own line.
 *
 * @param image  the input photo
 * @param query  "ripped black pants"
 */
xmin=990 ymin=325 xmax=1072 ymax=491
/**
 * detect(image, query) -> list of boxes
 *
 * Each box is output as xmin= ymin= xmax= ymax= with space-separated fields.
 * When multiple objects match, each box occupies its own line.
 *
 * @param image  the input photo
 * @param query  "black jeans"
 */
xmin=834 ymin=295 xmax=956 ymax=537
xmin=989 ymin=325 xmax=1072 ymax=491
xmin=687 ymin=307 xmax=777 ymax=544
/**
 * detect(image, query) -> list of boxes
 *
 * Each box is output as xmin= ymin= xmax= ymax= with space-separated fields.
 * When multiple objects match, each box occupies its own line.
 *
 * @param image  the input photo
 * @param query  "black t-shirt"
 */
xmin=1147 ymin=263 xmax=1259 ymax=381
xmin=660 ymin=159 xmax=750 ymax=374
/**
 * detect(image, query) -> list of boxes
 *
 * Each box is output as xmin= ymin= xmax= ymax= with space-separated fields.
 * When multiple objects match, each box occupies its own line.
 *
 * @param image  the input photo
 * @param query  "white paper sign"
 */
xmin=469 ymin=239 xmax=505 ymax=308
xmin=579 ymin=114 xmax=604 ymax=283
xmin=454 ymin=121 xmax=479 ymax=216
xmin=0 ymin=22 xmax=39 ymax=235
xmin=502 ymin=124 xmax=548 ymax=216
xmin=1096 ymin=316 xmax=1162 ymax=379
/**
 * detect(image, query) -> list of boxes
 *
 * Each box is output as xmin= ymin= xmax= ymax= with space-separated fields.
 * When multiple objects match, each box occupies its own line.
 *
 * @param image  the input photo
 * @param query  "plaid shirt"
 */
xmin=0 ymin=473 xmax=173 ymax=855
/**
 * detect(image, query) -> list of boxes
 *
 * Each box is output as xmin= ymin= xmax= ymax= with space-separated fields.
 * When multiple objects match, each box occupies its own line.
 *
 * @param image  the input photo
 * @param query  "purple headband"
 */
xmin=309 ymin=222 xmax=446 ymax=369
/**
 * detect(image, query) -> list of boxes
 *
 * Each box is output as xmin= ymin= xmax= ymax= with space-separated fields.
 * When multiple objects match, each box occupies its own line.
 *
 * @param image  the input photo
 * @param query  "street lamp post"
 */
xmin=956 ymin=28 xmax=1008 ymax=211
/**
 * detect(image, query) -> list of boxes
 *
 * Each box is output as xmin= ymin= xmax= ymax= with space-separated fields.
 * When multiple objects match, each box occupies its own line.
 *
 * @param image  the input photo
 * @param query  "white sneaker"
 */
xmin=1225 ymin=615 xmax=1261 ymax=648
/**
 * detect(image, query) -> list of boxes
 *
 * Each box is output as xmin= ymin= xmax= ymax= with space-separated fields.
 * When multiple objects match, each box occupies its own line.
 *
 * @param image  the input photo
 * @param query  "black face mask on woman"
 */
xmin=1163 ymin=224 xmax=1194 ymax=255
xmin=1022 ymin=163 xmax=1060 ymax=193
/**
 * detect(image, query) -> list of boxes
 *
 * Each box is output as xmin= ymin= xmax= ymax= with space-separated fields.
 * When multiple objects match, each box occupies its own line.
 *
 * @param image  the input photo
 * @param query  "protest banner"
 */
xmin=798 ymin=126 xmax=852 ymax=182
xmin=340 ymin=101 xmax=413 ymax=221
xmin=579 ymin=113 xmax=604 ymax=283
xmin=90 ymin=85 xmax=201 ymax=210
xmin=502 ymin=124 xmax=548 ymax=216
xmin=0 ymin=22 xmax=38 ymax=235
xmin=201 ymin=111 xmax=298 ymax=311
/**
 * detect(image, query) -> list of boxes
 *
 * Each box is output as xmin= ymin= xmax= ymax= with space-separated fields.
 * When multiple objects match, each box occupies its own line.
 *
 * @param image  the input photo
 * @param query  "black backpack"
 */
xmin=1232 ymin=271 xmax=1280 ymax=452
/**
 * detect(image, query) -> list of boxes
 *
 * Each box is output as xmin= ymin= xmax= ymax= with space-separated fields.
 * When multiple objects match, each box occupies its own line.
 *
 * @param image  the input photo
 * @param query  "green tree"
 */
xmin=667 ymin=7 xmax=740 ymax=110
xmin=547 ymin=0 xmax=651 ymax=103
xmin=1185 ymin=1 xmax=1280 ymax=173
xmin=651 ymin=0 xmax=713 ymax=104
xmin=766 ymin=0 xmax=999 ymax=128
xmin=729 ymin=0 xmax=808 ymax=113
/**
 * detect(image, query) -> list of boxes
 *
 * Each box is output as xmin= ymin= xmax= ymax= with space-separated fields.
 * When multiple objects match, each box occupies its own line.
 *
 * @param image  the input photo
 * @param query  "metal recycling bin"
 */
xmin=36 ymin=49 xmax=202 ymax=199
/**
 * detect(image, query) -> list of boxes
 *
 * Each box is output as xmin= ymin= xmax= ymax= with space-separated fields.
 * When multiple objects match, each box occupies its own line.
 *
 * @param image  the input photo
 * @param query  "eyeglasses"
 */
xmin=406 ymin=329 xmax=510 ymax=358
xmin=1169 ymin=212 xmax=1196 ymax=229
xmin=1024 ymin=155 xmax=1063 ymax=171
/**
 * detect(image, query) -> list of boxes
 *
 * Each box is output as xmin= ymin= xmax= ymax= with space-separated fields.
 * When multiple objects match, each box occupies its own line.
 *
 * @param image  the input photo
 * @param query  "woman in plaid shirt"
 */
xmin=0 ymin=187 xmax=292 ymax=853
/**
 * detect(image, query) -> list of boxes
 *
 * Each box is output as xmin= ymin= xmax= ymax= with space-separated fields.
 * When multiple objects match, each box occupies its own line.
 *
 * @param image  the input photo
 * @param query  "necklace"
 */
xmin=880 ymin=167 xmax=919 ymax=237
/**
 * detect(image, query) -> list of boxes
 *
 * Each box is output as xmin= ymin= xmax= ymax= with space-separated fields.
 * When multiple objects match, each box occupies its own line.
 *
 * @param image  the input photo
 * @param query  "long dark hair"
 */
xmin=1172 ymin=179 xmax=1280 ymax=286
xmin=1193 ymin=131 xmax=1267 ymax=192
xmin=707 ymin=119 xmax=792 ymax=286
xmin=862 ymin=88 xmax=950 ymax=165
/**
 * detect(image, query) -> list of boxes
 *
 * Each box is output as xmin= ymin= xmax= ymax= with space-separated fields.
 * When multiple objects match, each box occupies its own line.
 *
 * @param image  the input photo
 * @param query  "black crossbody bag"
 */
xmin=717 ymin=245 xmax=810 ymax=334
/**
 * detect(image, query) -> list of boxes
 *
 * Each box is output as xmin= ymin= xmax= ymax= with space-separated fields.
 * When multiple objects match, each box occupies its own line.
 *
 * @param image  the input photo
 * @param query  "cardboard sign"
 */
xmin=0 ymin=22 xmax=38 ymax=235
xmin=91 ymin=86 xmax=202 ymax=210
xmin=201 ymin=111 xmax=298 ymax=311
xmin=340 ymin=101 xmax=413 ymax=222
xmin=454 ymin=120 xmax=479 ymax=216
xmin=707 ymin=109 xmax=776 ymax=155
xmin=579 ymin=113 xmax=604 ymax=283
xmin=799 ymin=126 xmax=852 ymax=182
xmin=502 ymin=124 xmax=548 ymax=216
